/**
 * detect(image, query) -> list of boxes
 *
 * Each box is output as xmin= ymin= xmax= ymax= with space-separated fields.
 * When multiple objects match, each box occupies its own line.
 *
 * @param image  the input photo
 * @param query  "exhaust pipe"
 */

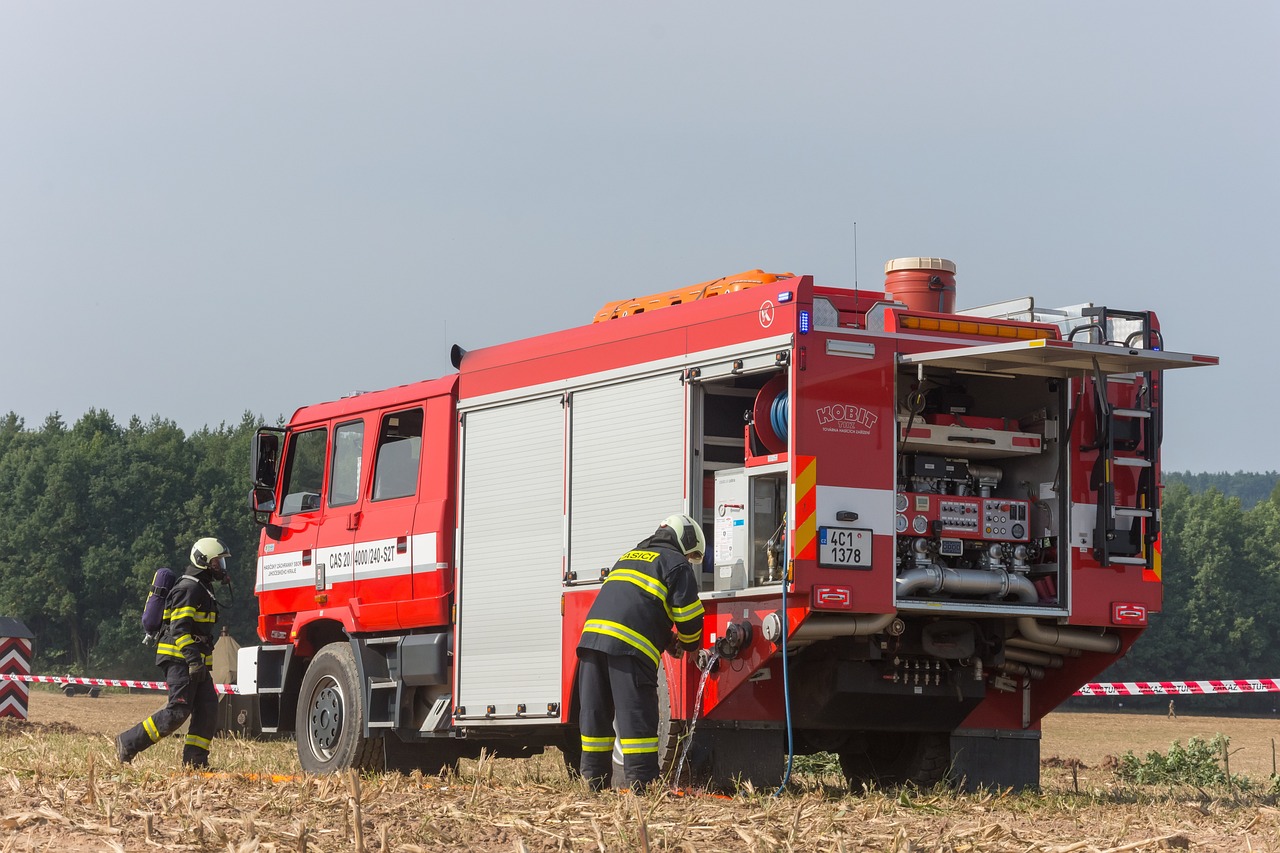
xmin=1007 ymin=637 xmax=1082 ymax=657
xmin=765 ymin=612 xmax=900 ymax=646
xmin=997 ymin=661 xmax=1045 ymax=680
xmin=1017 ymin=617 xmax=1121 ymax=654
xmin=1004 ymin=646 xmax=1064 ymax=669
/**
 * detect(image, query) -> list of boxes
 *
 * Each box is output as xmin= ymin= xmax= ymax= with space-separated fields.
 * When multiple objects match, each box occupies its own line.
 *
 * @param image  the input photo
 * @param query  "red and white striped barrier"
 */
xmin=6 ymin=671 xmax=1277 ymax=701
xmin=1075 ymin=679 xmax=1280 ymax=696
xmin=0 ymin=672 xmax=237 ymax=695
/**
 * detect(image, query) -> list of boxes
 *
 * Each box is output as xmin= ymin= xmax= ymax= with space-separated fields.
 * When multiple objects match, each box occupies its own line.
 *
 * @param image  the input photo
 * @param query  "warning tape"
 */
xmin=1075 ymin=679 xmax=1280 ymax=697
xmin=0 ymin=672 xmax=238 ymax=695
xmin=5 ymin=672 xmax=1275 ymax=700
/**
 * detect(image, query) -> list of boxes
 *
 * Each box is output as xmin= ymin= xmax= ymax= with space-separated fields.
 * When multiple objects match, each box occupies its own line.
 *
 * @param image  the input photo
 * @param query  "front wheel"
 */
xmin=295 ymin=643 xmax=383 ymax=773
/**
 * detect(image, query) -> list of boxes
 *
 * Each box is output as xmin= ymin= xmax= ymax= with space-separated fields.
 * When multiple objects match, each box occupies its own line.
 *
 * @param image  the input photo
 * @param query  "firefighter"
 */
xmin=115 ymin=537 xmax=229 ymax=768
xmin=576 ymin=514 xmax=705 ymax=792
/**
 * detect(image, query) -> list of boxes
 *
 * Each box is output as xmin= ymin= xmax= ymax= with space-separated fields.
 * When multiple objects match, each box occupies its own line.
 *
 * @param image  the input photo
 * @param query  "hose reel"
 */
xmin=751 ymin=374 xmax=788 ymax=455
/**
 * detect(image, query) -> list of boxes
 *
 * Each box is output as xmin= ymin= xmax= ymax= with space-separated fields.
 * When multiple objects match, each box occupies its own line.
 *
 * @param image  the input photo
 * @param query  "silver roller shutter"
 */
xmin=569 ymin=373 xmax=687 ymax=580
xmin=457 ymin=395 xmax=565 ymax=721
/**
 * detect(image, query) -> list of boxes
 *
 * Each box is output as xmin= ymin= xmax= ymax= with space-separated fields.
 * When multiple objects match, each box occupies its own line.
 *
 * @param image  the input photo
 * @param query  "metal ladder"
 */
xmin=1079 ymin=307 xmax=1163 ymax=568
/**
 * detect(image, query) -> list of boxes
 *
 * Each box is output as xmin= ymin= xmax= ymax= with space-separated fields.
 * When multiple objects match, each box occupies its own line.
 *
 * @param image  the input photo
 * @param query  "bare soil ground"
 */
xmin=1 ymin=689 xmax=1277 ymax=851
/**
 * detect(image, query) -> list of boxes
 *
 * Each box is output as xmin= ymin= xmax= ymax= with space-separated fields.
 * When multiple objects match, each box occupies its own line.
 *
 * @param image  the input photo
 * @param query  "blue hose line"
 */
xmin=773 ymin=566 xmax=794 ymax=797
xmin=770 ymin=392 xmax=789 ymax=443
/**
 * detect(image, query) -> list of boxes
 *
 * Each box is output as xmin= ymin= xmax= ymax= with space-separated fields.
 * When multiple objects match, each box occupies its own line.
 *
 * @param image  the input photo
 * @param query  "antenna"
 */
xmin=853 ymin=221 xmax=859 ymax=292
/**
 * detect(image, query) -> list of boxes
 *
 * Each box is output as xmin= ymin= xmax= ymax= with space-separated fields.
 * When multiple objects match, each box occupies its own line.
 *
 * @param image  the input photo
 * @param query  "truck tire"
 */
xmin=295 ymin=643 xmax=383 ymax=773
xmin=839 ymin=731 xmax=950 ymax=789
xmin=559 ymin=727 xmax=582 ymax=779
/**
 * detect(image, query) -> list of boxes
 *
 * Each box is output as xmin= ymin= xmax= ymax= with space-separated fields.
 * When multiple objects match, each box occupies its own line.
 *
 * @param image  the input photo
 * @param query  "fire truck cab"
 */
xmin=249 ymin=259 xmax=1215 ymax=788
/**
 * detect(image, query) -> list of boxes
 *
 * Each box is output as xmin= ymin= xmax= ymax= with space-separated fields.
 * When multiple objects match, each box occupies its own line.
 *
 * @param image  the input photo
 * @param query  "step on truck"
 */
xmin=247 ymin=258 xmax=1217 ymax=789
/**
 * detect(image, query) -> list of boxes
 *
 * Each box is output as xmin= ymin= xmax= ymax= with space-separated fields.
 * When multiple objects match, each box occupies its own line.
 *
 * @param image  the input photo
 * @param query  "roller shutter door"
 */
xmin=569 ymin=373 xmax=687 ymax=579
xmin=456 ymin=395 xmax=565 ymax=721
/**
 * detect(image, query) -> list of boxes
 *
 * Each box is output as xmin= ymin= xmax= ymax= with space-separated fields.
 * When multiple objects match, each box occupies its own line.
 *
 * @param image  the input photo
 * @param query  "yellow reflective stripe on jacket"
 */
xmin=619 ymin=736 xmax=659 ymax=754
xmin=604 ymin=568 xmax=668 ymax=601
xmin=156 ymin=643 xmax=211 ymax=665
xmin=580 ymin=734 xmax=615 ymax=753
xmin=582 ymin=619 xmax=662 ymax=666
xmin=605 ymin=568 xmax=676 ymax=620
xmin=676 ymin=628 xmax=701 ymax=644
xmin=672 ymin=599 xmax=704 ymax=620
xmin=169 ymin=605 xmax=216 ymax=623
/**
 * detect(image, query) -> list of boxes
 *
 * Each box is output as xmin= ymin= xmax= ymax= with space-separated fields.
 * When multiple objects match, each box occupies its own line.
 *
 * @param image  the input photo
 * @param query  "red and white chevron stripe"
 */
xmin=0 ymin=673 xmax=237 ymax=695
xmin=0 ymin=637 xmax=33 ymax=719
xmin=1075 ymin=679 xmax=1280 ymax=696
xmin=0 ymin=639 xmax=32 ymax=672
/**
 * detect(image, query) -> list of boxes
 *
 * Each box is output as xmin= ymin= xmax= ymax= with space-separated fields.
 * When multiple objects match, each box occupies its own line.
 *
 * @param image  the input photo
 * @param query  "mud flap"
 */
xmin=949 ymin=727 xmax=1040 ymax=791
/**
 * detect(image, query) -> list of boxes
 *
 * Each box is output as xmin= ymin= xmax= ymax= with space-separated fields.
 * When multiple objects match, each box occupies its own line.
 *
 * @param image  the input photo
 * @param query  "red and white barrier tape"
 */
xmin=5 ymin=671 xmax=1277 ymax=700
xmin=0 ymin=672 xmax=237 ymax=695
xmin=1075 ymin=679 xmax=1280 ymax=696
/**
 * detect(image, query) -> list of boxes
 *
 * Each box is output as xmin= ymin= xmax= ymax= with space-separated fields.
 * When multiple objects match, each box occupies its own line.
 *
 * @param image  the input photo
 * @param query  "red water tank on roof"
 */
xmin=884 ymin=257 xmax=957 ymax=314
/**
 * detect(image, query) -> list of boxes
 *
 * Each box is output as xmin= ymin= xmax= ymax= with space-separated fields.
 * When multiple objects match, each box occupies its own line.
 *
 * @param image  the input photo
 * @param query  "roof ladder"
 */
xmin=1084 ymin=307 xmax=1162 ymax=569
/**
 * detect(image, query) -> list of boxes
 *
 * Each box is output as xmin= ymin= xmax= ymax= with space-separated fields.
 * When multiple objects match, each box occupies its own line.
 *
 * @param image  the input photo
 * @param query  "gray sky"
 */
xmin=2 ymin=3 xmax=1274 ymax=473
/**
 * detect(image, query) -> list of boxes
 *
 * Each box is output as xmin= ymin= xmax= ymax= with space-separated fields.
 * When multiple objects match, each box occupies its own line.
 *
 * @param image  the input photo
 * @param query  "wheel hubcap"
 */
xmin=309 ymin=677 xmax=344 ymax=758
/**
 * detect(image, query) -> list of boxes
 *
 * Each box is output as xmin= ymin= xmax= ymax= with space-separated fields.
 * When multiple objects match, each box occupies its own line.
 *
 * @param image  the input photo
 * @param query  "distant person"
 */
xmin=1168 ymin=699 xmax=1177 ymax=719
xmin=115 ymin=538 xmax=231 ymax=768
xmin=576 ymin=514 xmax=705 ymax=792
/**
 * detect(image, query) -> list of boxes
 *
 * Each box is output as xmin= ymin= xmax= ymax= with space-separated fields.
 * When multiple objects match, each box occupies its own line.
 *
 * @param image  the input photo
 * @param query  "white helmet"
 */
xmin=191 ymin=537 xmax=231 ymax=580
xmin=660 ymin=514 xmax=706 ymax=565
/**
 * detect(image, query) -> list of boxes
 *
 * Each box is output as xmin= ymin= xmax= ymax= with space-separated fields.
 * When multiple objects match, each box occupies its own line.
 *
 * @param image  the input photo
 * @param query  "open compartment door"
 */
xmin=898 ymin=338 xmax=1217 ymax=378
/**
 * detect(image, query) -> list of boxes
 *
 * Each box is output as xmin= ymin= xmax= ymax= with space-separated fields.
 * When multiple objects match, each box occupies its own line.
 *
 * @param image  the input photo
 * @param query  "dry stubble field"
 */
xmin=1 ymin=690 xmax=1278 ymax=851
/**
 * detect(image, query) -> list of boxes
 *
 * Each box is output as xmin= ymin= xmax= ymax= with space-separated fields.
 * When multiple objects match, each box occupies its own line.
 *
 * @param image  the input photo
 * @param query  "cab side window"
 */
xmin=372 ymin=408 xmax=423 ymax=501
xmin=329 ymin=420 xmax=365 ymax=507
xmin=279 ymin=427 xmax=327 ymax=515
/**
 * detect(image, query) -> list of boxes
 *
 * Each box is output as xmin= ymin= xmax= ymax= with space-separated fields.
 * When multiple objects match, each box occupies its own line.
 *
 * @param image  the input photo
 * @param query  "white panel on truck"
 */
xmin=457 ymin=395 xmax=565 ymax=722
xmin=569 ymin=373 xmax=687 ymax=581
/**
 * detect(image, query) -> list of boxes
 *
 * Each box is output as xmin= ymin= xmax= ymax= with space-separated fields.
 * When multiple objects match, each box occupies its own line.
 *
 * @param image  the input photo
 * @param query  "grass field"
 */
xmin=1 ymin=689 xmax=1278 ymax=851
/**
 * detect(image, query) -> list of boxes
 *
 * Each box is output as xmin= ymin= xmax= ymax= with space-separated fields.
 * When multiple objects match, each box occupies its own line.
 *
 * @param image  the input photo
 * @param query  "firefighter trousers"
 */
xmin=117 ymin=659 xmax=218 ymax=767
xmin=577 ymin=648 xmax=660 ymax=791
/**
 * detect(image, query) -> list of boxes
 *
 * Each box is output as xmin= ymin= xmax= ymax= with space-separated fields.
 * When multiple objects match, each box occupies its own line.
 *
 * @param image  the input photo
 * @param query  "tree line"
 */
xmin=0 ymin=410 xmax=262 ymax=675
xmin=0 ymin=410 xmax=1277 ymax=705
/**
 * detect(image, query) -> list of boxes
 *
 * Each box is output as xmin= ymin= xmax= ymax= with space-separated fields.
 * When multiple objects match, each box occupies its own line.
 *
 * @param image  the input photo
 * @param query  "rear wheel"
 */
xmin=839 ymin=731 xmax=950 ymax=789
xmin=295 ymin=643 xmax=383 ymax=773
xmin=602 ymin=662 xmax=696 ymax=789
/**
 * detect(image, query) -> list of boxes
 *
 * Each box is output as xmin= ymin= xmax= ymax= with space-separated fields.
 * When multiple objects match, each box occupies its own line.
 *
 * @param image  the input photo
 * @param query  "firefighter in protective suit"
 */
xmin=576 ymin=514 xmax=705 ymax=791
xmin=116 ymin=537 xmax=228 ymax=768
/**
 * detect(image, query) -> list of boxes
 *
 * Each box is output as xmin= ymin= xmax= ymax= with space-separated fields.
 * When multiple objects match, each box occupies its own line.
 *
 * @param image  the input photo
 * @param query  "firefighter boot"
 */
xmin=114 ymin=733 xmax=135 ymax=764
xmin=115 ymin=721 xmax=160 ymax=764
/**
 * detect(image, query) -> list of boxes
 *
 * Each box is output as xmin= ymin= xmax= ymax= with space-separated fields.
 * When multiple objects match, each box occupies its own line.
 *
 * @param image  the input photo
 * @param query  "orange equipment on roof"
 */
xmin=593 ymin=269 xmax=795 ymax=323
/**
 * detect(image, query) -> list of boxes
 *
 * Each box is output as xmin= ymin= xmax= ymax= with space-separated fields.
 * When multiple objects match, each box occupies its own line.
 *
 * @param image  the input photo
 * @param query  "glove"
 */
xmin=188 ymin=661 xmax=208 ymax=684
xmin=666 ymin=633 xmax=683 ymax=659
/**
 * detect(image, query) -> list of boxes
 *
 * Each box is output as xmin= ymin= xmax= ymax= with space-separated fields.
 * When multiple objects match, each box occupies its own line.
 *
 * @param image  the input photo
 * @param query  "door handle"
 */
xmin=347 ymin=511 xmax=362 ymax=531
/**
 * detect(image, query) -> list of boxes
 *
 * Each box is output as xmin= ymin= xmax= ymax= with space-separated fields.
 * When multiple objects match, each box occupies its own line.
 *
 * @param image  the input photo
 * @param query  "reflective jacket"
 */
xmin=155 ymin=568 xmax=219 ymax=668
xmin=578 ymin=528 xmax=704 ymax=671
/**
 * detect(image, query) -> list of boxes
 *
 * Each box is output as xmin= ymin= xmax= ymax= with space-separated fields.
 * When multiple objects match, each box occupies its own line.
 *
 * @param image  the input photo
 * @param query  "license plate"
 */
xmin=818 ymin=527 xmax=873 ymax=569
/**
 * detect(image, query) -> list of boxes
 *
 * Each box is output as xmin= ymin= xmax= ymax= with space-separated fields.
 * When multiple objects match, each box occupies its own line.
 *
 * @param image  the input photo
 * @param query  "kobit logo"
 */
xmin=816 ymin=403 xmax=878 ymax=429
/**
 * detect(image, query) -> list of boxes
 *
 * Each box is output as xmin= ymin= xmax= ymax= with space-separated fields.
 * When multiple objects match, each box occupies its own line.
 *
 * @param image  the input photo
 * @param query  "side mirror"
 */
xmin=248 ymin=489 xmax=281 ymax=535
xmin=251 ymin=486 xmax=276 ymax=514
xmin=250 ymin=487 xmax=279 ymax=533
xmin=251 ymin=429 xmax=284 ymax=490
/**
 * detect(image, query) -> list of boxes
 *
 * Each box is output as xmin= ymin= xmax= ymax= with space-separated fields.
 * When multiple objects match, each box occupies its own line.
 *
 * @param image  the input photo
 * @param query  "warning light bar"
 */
xmin=898 ymin=314 xmax=1054 ymax=341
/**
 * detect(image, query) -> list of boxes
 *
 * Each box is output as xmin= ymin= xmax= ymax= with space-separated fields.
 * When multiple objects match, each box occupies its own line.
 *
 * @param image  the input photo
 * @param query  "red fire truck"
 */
xmin=247 ymin=258 xmax=1216 ymax=789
